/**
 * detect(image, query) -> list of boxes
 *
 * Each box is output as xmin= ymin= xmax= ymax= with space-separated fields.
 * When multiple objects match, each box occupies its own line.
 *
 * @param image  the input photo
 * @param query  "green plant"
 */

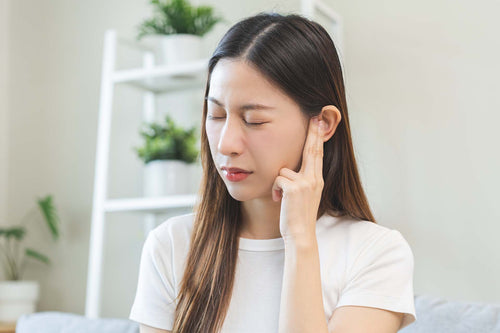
xmin=0 ymin=194 xmax=60 ymax=281
xmin=137 ymin=0 xmax=226 ymax=40
xmin=134 ymin=114 xmax=199 ymax=164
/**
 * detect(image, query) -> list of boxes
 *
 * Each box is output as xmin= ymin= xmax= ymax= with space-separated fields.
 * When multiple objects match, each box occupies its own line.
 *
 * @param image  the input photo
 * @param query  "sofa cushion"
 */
xmin=16 ymin=311 xmax=139 ymax=333
xmin=400 ymin=294 xmax=500 ymax=333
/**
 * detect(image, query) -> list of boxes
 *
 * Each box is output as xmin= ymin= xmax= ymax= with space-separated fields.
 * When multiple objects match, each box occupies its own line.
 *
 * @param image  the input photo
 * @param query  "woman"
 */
xmin=130 ymin=12 xmax=416 ymax=333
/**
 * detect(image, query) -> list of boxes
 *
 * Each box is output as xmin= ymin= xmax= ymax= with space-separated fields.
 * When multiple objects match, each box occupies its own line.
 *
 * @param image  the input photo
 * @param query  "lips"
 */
xmin=222 ymin=166 xmax=252 ymax=173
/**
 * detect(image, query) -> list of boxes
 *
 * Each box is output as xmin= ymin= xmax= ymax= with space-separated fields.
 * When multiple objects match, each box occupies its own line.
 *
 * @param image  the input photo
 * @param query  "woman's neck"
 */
xmin=240 ymin=197 xmax=282 ymax=239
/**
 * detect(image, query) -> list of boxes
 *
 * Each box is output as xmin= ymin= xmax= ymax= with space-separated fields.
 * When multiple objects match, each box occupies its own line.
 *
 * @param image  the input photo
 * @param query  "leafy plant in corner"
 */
xmin=0 ymin=194 xmax=60 ymax=281
xmin=137 ymin=0 xmax=226 ymax=40
xmin=134 ymin=114 xmax=199 ymax=165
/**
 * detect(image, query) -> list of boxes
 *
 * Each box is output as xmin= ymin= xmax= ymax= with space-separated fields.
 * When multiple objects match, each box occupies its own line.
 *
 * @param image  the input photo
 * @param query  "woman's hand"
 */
xmin=272 ymin=116 xmax=326 ymax=242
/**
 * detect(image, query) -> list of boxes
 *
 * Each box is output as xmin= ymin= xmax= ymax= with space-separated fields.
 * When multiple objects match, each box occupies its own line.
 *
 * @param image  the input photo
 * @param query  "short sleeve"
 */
xmin=129 ymin=229 xmax=176 ymax=330
xmin=335 ymin=229 xmax=417 ymax=330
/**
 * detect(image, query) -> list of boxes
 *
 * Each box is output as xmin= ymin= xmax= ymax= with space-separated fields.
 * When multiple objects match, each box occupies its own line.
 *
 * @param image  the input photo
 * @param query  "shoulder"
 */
xmin=322 ymin=214 xmax=417 ymax=329
xmin=317 ymin=213 xmax=393 ymax=244
xmin=154 ymin=212 xmax=196 ymax=236
xmin=317 ymin=213 xmax=413 ymax=263
xmin=151 ymin=212 xmax=196 ymax=250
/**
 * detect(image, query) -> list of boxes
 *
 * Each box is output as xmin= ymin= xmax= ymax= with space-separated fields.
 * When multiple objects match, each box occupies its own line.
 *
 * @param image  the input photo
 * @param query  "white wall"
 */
xmin=0 ymin=0 xmax=10 ymax=234
xmin=3 ymin=0 xmax=499 ymax=319
xmin=333 ymin=0 xmax=500 ymax=303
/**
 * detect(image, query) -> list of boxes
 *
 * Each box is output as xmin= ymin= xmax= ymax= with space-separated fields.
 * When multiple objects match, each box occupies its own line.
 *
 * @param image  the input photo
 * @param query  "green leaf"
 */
xmin=0 ymin=226 xmax=26 ymax=241
xmin=25 ymin=248 xmax=51 ymax=265
xmin=37 ymin=194 xmax=60 ymax=241
xmin=134 ymin=114 xmax=200 ymax=164
xmin=137 ymin=0 xmax=224 ymax=39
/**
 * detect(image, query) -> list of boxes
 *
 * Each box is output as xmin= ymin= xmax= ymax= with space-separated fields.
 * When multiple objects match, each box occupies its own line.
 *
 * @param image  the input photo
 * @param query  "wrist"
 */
xmin=283 ymin=231 xmax=318 ymax=250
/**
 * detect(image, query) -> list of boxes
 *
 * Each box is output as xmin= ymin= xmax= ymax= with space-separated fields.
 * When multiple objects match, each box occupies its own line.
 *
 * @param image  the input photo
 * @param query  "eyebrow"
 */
xmin=205 ymin=96 xmax=276 ymax=111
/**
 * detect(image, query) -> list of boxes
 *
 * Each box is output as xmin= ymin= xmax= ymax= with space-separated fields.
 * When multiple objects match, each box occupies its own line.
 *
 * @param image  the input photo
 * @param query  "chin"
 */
xmin=225 ymin=185 xmax=273 ymax=203
xmin=225 ymin=187 xmax=252 ymax=202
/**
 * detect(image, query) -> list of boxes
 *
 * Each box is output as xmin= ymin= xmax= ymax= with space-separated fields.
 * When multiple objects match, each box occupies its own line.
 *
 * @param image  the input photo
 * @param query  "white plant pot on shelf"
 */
xmin=189 ymin=162 xmax=203 ymax=194
xmin=144 ymin=160 xmax=193 ymax=197
xmin=141 ymin=34 xmax=203 ymax=68
xmin=0 ymin=280 xmax=39 ymax=322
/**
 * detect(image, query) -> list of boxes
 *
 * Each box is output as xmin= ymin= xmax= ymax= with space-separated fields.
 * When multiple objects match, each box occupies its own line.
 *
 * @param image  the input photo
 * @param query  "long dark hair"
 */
xmin=171 ymin=12 xmax=376 ymax=332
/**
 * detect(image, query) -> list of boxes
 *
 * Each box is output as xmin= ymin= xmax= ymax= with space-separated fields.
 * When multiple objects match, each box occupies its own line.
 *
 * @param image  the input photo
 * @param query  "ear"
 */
xmin=318 ymin=105 xmax=342 ymax=142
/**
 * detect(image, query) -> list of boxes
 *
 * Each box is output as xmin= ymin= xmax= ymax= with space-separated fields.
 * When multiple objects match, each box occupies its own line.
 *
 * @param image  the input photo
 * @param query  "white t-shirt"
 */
xmin=129 ymin=212 xmax=417 ymax=332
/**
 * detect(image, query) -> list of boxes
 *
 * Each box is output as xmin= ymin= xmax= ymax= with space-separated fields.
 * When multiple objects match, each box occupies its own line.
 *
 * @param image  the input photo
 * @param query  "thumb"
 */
xmin=273 ymin=188 xmax=282 ymax=202
xmin=272 ymin=175 xmax=288 ymax=202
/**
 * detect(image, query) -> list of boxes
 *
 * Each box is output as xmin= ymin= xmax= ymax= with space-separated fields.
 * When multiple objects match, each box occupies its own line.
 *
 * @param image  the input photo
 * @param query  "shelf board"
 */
xmin=0 ymin=321 xmax=15 ymax=333
xmin=104 ymin=194 xmax=198 ymax=213
xmin=113 ymin=58 xmax=209 ymax=93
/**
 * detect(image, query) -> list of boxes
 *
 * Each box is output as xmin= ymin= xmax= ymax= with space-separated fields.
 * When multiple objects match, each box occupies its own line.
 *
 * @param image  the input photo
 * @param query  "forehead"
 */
xmin=208 ymin=58 xmax=294 ymax=107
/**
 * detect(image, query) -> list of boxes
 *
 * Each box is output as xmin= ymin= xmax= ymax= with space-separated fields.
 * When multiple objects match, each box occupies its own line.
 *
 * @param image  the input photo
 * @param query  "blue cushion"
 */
xmin=16 ymin=311 xmax=139 ymax=333
xmin=400 ymin=294 xmax=500 ymax=333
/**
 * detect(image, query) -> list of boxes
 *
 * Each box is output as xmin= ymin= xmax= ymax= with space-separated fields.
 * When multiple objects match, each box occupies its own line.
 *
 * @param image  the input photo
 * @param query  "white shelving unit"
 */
xmin=84 ymin=30 xmax=207 ymax=319
xmin=85 ymin=0 xmax=342 ymax=319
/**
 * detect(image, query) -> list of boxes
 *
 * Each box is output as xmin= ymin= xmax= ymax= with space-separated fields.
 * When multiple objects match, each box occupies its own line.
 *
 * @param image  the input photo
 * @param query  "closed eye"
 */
xmin=207 ymin=115 xmax=267 ymax=126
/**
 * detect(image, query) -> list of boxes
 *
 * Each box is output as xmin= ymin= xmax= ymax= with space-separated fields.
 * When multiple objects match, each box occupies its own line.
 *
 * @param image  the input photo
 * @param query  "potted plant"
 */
xmin=0 ymin=194 xmax=60 ymax=323
xmin=136 ymin=0 xmax=225 ymax=66
xmin=134 ymin=114 xmax=200 ymax=197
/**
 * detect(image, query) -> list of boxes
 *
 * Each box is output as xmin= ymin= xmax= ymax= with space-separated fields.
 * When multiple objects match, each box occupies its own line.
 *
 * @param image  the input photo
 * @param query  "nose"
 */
xmin=217 ymin=117 xmax=243 ymax=156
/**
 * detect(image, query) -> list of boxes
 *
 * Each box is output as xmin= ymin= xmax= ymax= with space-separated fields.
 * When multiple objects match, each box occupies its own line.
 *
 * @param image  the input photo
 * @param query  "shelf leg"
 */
xmin=85 ymin=29 xmax=116 ymax=319
xmin=141 ymin=51 xmax=159 ymax=235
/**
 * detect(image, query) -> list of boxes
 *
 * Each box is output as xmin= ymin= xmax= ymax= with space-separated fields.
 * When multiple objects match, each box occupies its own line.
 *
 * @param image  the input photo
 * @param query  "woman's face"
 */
xmin=206 ymin=58 xmax=309 ymax=202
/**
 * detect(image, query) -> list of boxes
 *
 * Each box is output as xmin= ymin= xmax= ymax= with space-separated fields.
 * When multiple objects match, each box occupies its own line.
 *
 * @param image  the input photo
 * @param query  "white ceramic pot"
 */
xmin=0 ymin=280 xmax=39 ymax=322
xmin=144 ymin=160 xmax=192 ymax=197
xmin=189 ymin=162 xmax=203 ymax=194
xmin=141 ymin=34 xmax=203 ymax=67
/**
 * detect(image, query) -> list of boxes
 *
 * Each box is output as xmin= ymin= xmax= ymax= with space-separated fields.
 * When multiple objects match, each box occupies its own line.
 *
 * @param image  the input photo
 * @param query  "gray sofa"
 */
xmin=16 ymin=294 xmax=500 ymax=333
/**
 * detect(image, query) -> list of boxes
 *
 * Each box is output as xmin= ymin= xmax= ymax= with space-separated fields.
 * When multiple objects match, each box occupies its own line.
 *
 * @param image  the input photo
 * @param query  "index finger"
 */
xmin=316 ymin=119 xmax=325 ymax=177
xmin=300 ymin=116 xmax=322 ymax=176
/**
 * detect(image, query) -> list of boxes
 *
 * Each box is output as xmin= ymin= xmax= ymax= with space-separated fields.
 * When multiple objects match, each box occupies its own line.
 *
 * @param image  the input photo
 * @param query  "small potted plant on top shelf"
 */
xmin=0 ymin=194 xmax=61 ymax=323
xmin=136 ymin=0 xmax=225 ymax=66
xmin=134 ymin=114 xmax=201 ymax=197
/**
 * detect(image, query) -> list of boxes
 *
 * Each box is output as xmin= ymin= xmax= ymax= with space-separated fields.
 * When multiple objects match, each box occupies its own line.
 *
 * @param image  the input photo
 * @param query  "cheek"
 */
xmin=248 ymin=129 xmax=279 ymax=152
xmin=252 ymin=126 xmax=305 ymax=170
